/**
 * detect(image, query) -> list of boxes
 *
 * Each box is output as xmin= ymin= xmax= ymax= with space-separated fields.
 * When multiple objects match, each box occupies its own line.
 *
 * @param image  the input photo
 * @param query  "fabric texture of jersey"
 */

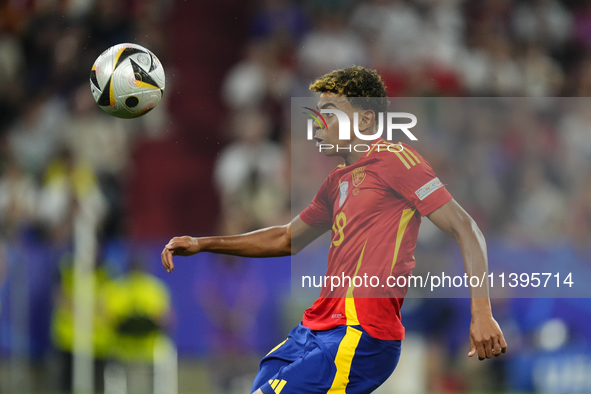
xmin=251 ymin=322 xmax=401 ymax=394
xmin=299 ymin=140 xmax=453 ymax=340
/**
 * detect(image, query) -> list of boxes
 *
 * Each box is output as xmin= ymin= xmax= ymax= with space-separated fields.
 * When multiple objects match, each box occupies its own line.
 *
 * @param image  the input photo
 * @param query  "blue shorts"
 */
xmin=251 ymin=323 xmax=401 ymax=394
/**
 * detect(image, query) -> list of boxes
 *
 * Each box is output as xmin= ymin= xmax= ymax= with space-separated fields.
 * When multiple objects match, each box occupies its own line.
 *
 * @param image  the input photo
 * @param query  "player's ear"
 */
xmin=358 ymin=110 xmax=375 ymax=133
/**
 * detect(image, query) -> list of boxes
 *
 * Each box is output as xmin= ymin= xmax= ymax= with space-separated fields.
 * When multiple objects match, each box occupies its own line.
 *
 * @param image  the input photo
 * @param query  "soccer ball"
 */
xmin=90 ymin=43 xmax=165 ymax=119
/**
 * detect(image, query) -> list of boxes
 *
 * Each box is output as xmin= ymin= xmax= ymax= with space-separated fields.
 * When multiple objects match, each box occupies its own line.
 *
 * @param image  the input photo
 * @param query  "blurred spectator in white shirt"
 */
xmin=223 ymin=40 xmax=294 ymax=111
xmin=214 ymin=111 xmax=287 ymax=234
xmin=8 ymin=94 xmax=67 ymax=176
xmin=512 ymin=161 xmax=568 ymax=243
xmin=0 ymin=154 xmax=38 ymax=237
xmin=520 ymin=44 xmax=564 ymax=96
xmin=62 ymin=84 xmax=132 ymax=178
xmin=350 ymin=0 xmax=422 ymax=66
xmin=299 ymin=9 xmax=367 ymax=77
xmin=512 ymin=0 xmax=572 ymax=49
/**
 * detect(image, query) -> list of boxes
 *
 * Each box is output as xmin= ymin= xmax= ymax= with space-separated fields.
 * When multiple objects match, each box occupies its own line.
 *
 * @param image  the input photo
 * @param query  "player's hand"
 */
xmin=468 ymin=315 xmax=507 ymax=360
xmin=161 ymin=236 xmax=201 ymax=273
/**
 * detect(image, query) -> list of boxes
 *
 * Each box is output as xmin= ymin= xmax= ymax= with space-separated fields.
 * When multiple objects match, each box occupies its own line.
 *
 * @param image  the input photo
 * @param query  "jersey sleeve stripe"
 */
xmin=402 ymin=145 xmax=421 ymax=163
xmin=393 ymin=151 xmax=411 ymax=169
xmin=390 ymin=209 xmax=415 ymax=275
xmin=265 ymin=338 xmax=288 ymax=356
xmin=401 ymin=149 xmax=416 ymax=166
xmin=365 ymin=143 xmax=379 ymax=157
xmin=328 ymin=326 xmax=363 ymax=393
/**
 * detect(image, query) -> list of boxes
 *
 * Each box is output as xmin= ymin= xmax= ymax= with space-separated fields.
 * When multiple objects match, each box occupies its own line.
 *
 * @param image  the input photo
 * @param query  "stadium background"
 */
xmin=1 ymin=0 xmax=591 ymax=393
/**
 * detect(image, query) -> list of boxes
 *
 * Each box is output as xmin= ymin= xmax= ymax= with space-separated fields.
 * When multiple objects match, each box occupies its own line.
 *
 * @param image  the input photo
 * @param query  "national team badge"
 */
xmin=352 ymin=166 xmax=367 ymax=187
xmin=339 ymin=181 xmax=349 ymax=207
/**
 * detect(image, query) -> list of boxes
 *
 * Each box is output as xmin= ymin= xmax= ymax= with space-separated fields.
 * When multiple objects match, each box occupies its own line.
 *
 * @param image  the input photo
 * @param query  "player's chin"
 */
xmin=318 ymin=145 xmax=339 ymax=156
xmin=321 ymin=149 xmax=338 ymax=156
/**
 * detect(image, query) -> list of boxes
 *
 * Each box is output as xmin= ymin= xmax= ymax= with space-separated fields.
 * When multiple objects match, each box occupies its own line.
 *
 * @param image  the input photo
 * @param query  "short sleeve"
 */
xmin=381 ymin=145 xmax=453 ymax=216
xmin=299 ymin=177 xmax=333 ymax=229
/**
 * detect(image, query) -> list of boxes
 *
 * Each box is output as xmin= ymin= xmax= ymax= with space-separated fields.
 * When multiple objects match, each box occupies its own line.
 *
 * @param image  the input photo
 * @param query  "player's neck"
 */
xmin=342 ymin=151 xmax=365 ymax=166
xmin=341 ymin=136 xmax=381 ymax=166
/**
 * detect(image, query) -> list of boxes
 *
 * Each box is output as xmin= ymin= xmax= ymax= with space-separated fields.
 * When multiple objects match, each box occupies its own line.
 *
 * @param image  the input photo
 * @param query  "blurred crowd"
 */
xmin=0 ymin=1 xmax=173 ymax=393
xmin=50 ymin=252 xmax=172 ymax=393
xmin=0 ymin=0 xmax=170 ymax=248
xmin=3 ymin=0 xmax=591 ymax=280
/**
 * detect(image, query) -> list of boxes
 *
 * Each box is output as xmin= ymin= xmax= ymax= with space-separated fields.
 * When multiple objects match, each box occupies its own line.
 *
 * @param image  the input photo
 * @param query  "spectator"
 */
xmin=50 ymin=255 xmax=113 ymax=394
xmin=37 ymin=148 xmax=107 ymax=245
xmin=299 ymin=9 xmax=367 ymax=77
xmin=214 ymin=110 xmax=288 ymax=234
xmin=0 ymin=154 xmax=38 ymax=238
xmin=512 ymin=0 xmax=572 ymax=50
xmin=512 ymin=160 xmax=569 ymax=243
xmin=7 ymin=93 xmax=67 ymax=176
xmin=102 ymin=256 xmax=171 ymax=393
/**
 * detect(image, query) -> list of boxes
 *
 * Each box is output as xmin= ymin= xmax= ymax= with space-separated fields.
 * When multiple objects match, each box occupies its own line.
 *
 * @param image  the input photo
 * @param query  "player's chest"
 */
xmin=329 ymin=164 xmax=395 ymax=215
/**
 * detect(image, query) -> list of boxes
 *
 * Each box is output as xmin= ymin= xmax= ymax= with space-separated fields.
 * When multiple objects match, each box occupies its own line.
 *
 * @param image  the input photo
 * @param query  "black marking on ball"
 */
xmin=130 ymin=59 xmax=160 ymax=89
xmin=149 ymin=52 xmax=158 ymax=72
xmin=114 ymin=47 xmax=145 ymax=70
xmin=97 ymin=76 xmax=111 ymax=106
xmin=90 ymin=69 xmax=100 ymax=89
xmin=125 ymin=96 xmax=139 ymax=108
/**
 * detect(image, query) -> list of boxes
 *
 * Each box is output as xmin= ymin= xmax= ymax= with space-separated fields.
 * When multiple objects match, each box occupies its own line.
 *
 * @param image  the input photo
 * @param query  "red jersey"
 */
xmin=299 ymin=140 xmax=453 ymax=340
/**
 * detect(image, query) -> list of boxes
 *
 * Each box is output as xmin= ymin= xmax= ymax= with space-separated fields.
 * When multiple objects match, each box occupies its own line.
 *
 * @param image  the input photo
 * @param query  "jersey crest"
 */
xmin=352 ymin=166 xmax=367 ymax=187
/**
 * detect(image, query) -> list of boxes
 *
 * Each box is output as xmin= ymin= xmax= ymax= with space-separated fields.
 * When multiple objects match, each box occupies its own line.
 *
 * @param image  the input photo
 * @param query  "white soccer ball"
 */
xmin=90 ymin=43 xmax=165 ymax=119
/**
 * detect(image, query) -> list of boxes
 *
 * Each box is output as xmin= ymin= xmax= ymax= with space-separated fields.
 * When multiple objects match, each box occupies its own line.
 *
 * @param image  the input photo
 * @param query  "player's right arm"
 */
xmin=161 ymin=215 xmax=328 ymax=272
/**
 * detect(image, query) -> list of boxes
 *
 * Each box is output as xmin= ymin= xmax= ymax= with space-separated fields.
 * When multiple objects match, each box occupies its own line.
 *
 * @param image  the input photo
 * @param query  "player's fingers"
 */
xmin=493 ymin=338 xmax=502 ymax=357
xmin=161 ymin=247 xmax=174 ymax=273
xmin=161 ymin=247 xmax=170 ymax=272
xmin=500 ymin=335 xmax=508 ymax=353
xmin=484 ymin=338 xmax=493 ymax=359
xmin=167 ymin=249 xmax=175 ymax=271
xmin=484 ymin=338 xmax=495 ymax=358
xmin=468 ymin=337 xmax=476 ymax=357
xmin=477 ymin=341 xmax=486 ymax=360
xmin=165 ymin=250 xmax=173 ymax=272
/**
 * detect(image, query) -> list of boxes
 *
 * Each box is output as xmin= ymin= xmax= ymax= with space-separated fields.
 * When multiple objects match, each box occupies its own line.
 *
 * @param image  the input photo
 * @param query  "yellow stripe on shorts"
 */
xmin=328 ymin=326 xmax=363 ymax=393
xmin=268 ymin=379 xmax=287 ymax=394
xmin=266 ymin=338 xmax=288 ymax=356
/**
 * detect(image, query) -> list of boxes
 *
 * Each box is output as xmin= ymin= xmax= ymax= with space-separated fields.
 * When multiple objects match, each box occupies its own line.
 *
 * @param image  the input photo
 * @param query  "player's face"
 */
xmin=313 ymin=92 xmax=356 ymax=157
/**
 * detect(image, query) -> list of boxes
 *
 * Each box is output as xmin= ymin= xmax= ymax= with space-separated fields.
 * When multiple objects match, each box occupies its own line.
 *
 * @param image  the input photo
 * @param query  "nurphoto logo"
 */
xmin=303 ymin=107 xmax=417 ymax=140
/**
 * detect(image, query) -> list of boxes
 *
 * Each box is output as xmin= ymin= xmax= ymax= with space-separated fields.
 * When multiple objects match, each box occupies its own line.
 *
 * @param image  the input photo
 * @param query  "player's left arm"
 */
xmin=427 ymin=199 xmax=508 ymax=361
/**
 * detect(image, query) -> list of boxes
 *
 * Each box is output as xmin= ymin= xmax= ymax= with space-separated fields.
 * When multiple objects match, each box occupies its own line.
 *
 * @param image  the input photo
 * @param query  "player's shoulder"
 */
xmin=314 ymin=163 xmax=346 ymax=193
xmin=326 ymin=162 xmax=347 ymax=178
xmin=368 ymin=140 xmax=426 ymax=171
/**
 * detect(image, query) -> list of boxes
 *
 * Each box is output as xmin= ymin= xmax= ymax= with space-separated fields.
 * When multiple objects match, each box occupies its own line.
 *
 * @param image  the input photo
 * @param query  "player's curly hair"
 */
xmin=309 ymin=65 xmax=389 ymax=114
